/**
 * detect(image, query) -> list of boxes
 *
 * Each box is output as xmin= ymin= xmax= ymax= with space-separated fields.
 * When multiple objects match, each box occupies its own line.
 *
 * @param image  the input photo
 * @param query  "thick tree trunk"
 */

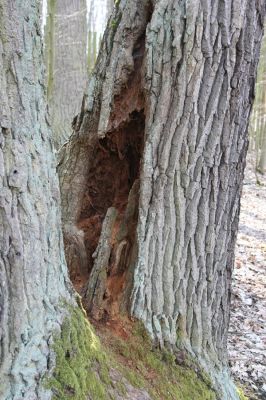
xmin=0 ymin=1 xmax=75 ymax=398
xmin=45 ymin=0 xmax=87 ymax=149
xmin=59 ymin=0 xmax=265 ymax=399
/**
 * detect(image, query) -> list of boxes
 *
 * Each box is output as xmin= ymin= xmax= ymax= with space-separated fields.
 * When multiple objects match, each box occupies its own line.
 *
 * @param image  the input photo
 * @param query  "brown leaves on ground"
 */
xmin=228 ymin=154 xmax=266 ymax=399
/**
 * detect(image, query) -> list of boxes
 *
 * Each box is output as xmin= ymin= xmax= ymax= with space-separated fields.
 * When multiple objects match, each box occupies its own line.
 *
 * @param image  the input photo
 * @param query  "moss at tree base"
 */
xmin=45 ymin=305 xmax=111 ymax=399
xmin=44 ymin=305 xmax=221 ymax=400
xmin=104 ymin=322 xmax=217 ymax=400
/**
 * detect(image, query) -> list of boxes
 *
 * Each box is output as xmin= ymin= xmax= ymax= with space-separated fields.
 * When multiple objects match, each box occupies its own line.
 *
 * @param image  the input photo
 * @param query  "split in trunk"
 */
xmin=58 ymin=1 xmax=266 ymax=399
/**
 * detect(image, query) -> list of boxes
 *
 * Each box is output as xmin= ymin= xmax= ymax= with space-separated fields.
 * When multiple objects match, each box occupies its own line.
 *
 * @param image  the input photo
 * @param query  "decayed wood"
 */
xmin=86 ymin=206 xmax=118 ymax=319
xmin=58 ymin=0 xmax=149 ymax=285
xmin=59 ymin=0 xmax=266 ymax=398
xmin=85 ymin=179 xmax=140 ymax=320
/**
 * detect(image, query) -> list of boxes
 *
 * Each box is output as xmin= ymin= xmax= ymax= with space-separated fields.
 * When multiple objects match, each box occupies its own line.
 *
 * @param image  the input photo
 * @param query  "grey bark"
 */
xmin=45 ymin=0 xmax=87 ymax=149
xmin=0 ymin=1 xmax=74 ymax=399
xmin=59 ymin=0 xmax=265 ymax=399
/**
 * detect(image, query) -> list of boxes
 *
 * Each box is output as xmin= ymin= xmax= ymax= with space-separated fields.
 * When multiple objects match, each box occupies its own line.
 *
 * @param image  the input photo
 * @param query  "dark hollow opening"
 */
xmin=71 ymin=110 xmax=145 ymax=293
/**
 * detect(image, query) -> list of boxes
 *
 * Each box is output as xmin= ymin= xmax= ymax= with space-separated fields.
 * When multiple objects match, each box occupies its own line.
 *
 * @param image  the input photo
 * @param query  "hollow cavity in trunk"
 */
xmin=75 ymin=110 xmax=144 ymax=322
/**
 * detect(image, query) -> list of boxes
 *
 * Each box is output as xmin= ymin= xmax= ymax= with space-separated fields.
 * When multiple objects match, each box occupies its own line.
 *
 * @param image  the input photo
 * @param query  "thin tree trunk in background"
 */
xmin=87 ymin=0 xmax=114 ymax=72
xmin=258 ymin=126 xmax=266 ymax=172
xmin=257 ymin=88 xmax=266 ymax=173
xmin=0 ymin=1 xmax=74 ymax=398
xmin=250 ymin=26 xmax=266 ymax=174
xmin=59 ymin=0 xmax=265 ymax=398
xmin=45 ymin=0 xmax=87 ymax=149
xmin=45 ymin=0 xmax=56 ymax=101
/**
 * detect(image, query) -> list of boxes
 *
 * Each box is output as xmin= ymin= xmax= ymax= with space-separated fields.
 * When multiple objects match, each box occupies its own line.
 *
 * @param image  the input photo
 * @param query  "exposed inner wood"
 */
xmin=80 ymin=112 xmax=144 ymax=321
xmin=71 ymin=35 xmax=146 ymax=325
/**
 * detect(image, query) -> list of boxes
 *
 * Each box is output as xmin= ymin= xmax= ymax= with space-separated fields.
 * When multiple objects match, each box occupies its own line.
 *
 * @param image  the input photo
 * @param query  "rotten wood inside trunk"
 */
xmin=69 ymin=33 xmax=147 ymax=323
xmin=77 ymin=110 xmax=145 ymax=321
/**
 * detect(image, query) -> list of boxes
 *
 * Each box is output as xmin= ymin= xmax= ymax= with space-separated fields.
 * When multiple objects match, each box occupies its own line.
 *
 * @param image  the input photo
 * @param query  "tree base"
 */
xmin=45 ymin=306 xmax=225 ymax=400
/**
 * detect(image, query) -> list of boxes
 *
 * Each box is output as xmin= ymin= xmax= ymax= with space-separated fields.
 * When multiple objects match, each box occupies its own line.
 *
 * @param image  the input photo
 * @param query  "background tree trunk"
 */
xmin=0 ymin=1 xmax=74 ymax=398
xmin=250 ymin=28 xmax=266 ymax=174
xmin=45 ymin=0 xmax=87 ymax=149
xmin=87 ymin=0 xmax=114 ymax=72
xmin=59 ymin=0 xmax=265 ymax=398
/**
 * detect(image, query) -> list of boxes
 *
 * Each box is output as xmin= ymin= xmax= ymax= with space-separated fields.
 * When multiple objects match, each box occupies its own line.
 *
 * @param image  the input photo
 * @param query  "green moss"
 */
xmin=109 ymin=17 xmax=120 ymax=30
xmin=237 ymin=387 xmax=249 ymax=400
xmin=109 ymin=0 xmax=122 ymax=32
xmin=45 ymin=308 xmax=217 ymax=400
xmin=45 ymin=306 xmax=110 ymax=399
xmin=108 ymin=322 xmax=217 ymax=400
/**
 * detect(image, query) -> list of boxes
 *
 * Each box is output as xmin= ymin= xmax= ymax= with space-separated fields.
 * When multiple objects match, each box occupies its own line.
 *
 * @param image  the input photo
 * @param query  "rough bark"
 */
xmin=59 ymin=0 xmax=265 ymax=398
xmin=45 ymin=0 xmax=87 ymax=149
xmin=0 ymin=1 xmax=74 ymax=398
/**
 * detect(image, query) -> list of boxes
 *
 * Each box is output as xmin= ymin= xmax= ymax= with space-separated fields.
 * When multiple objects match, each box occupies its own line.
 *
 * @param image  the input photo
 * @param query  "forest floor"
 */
xmin=228 ymin=154 xmax=266 ymax=400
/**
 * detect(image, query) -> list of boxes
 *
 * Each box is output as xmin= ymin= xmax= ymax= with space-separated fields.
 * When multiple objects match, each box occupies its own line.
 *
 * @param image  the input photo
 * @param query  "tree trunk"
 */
xmin=87 ymin=0 xmax=114 ymax=73
xmin=45 ymin=0 xmax=87 ymax=149
xmin=59 ymin=0 xmax=265 ymax=399
xmin=250 ymin=26 xmax=266 ymax=174
xmin=258 ymin=123 xmax=266 ymax=173
xmin=0 ymin=1 xmax=75 ymax=398
xmin=257 ymin=77 xmax=266 ymax=174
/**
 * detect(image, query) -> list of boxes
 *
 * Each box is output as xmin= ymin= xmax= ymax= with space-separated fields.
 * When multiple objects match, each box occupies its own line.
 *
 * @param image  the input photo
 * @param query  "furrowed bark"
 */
xmin=0 ymin=1 xmax=74 ymax=398
xmin=59 ymin=0 xmax=266 ymax=398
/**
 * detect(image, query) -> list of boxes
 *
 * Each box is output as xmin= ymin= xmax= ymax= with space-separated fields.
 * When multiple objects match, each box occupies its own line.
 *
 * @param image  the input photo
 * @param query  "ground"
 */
xmin=228 ymin=154 xmax=266 ymax=400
